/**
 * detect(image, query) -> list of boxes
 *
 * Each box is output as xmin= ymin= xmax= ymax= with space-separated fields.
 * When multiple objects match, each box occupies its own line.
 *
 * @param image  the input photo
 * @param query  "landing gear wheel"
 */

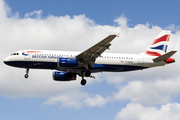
xmin=85 ymin=70 xmax=91 ymax=77
xmin=24 ymin=74 xmax=28 ymax=78
xmin=24 ymin=68 xmax=29 ymax=78
xmin=81 ymin=79 xmax=87 ymax=86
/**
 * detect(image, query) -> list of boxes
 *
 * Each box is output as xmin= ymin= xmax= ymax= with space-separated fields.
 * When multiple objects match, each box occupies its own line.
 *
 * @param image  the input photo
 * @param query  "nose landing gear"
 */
xmin=24 ymin=68 xmax=29 ymax=78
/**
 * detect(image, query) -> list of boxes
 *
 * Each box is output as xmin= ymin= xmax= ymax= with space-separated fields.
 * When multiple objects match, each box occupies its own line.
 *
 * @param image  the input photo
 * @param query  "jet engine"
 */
xmin=57 ymin=58 xmax=79 ymax=67
xmin=53 ymin=71 xmax=76 ymax=81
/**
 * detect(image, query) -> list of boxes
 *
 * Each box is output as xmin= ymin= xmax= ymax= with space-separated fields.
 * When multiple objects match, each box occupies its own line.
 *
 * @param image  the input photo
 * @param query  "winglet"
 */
xmin=116 ymin=32 xmax=121 ymax=37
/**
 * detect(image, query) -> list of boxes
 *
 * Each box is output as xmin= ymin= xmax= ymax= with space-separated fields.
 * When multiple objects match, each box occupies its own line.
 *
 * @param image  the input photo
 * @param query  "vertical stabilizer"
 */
xmin=145 ymin=30 xmax=171 ymax=56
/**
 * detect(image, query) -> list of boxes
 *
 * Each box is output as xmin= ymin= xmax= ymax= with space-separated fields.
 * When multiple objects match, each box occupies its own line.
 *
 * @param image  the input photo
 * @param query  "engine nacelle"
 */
xmin=57 ymin=58 xmax=79 ymax=67
xmin=53 ymin=71 xmax=76 ymax=81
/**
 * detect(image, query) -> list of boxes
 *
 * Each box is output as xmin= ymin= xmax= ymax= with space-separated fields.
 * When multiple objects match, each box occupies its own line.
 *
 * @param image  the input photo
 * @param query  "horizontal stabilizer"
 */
xmin=153 ymin=51 xmax=177 ymax=62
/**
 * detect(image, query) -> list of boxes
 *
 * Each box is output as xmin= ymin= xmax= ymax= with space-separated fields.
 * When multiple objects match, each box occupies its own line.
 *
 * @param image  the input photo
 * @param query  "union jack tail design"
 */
xmin=145 ymin=30 xmax=171 ymax=56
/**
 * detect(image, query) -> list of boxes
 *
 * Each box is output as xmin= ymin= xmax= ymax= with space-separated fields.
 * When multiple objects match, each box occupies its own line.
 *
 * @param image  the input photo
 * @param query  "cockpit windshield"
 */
xmin=11 ymin=53 xmax=19 ymax=55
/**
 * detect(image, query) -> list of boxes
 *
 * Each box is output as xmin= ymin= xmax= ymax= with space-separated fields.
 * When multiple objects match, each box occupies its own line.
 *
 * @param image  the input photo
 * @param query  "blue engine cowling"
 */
xmin=57 ymin=58 xmax=79 ymax=67
xmin=53 ymin=71 xmax=76 ymax=81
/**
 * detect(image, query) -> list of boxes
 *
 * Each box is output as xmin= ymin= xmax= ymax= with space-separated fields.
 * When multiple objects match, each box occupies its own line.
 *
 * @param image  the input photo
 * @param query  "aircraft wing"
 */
xmin=76 ymin=34 xmax=118 ymax=68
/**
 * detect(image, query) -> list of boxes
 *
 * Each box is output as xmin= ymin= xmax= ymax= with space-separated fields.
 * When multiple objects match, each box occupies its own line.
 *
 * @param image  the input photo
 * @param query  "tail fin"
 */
xmin=145 ymin=30 xmax=171 ymax=56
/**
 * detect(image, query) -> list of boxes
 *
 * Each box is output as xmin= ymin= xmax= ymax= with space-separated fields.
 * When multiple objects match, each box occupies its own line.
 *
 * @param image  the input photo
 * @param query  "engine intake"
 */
xmin=53 ymin=71 xmax=76 ymax=81
xmin=57 ymin=58 xmax=79 ymax=67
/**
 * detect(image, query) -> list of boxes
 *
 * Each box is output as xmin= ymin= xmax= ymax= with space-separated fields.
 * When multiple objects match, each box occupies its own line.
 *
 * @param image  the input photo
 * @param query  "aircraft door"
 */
xmin=24 ymin=54 xmax=31 ymax=60
xmin=138 ymin=55 xmax=144 ymax=65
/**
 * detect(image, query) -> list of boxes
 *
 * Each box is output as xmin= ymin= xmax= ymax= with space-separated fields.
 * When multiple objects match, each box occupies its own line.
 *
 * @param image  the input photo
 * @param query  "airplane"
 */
xmin=3 ymin=30 xmax=177 ymax=86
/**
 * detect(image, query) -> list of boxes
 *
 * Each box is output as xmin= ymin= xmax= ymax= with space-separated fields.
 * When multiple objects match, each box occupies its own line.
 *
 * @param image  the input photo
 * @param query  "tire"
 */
xmin=24 ymin=74 xmax=28 ymax=78
xmin=85 ymin=70 xmax=91 ymax=77
xmin=81 ymin=79 xmax=86 ymax=86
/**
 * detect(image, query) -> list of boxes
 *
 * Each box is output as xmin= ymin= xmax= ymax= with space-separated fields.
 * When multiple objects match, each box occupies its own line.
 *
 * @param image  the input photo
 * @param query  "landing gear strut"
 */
xmin=24 ymin=68 xmax=29 ymax=78
xmin=80 ymin=70 xmax=91 ymax=86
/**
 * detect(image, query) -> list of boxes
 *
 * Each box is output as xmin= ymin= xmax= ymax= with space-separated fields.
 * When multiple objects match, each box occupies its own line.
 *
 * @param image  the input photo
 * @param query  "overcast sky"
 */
xmin=0 ymin=0 xmax=180 ymax=120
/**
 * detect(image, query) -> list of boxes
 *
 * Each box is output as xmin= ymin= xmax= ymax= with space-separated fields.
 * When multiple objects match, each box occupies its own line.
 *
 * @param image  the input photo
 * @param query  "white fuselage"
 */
xmin=3 ymin=50 xmax=167 ymax=73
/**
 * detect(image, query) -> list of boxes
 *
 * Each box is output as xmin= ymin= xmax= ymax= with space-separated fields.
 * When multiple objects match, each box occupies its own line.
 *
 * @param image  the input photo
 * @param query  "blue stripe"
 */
xmin=150 ymin=45 xmax=167 ymax=52
xmin=4 ymin=61 xmax=148 ymax=72
xmin=22 ymin=53 xmax=29 ymax=56
xmin=164 ymin=45 xmax=168 ymax=52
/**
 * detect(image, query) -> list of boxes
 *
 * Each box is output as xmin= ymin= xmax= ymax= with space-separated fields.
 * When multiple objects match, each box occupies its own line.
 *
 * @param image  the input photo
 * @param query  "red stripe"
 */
xmin=145 ymin=51 xmax=161 ymax=56
xmin=152 ymin=35 xmax=170 ymax=45
xmin=165 ymin=58 xmax=175 ymax=63
xmin=26 ymin=51 xmax=42 ymax=53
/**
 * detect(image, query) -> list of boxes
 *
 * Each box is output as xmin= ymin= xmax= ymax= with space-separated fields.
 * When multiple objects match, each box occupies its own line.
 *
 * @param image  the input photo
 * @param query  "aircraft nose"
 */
xmin=3 ymin=56 xmax=20 ymax=67
xmin=3 ymin=57 xmax=10 ymax=65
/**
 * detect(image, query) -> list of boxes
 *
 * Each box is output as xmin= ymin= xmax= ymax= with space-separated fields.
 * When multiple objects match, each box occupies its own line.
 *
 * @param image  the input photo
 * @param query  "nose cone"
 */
xmin=3 ymin=56 xmax=11 ymax=66
xmin=4 ymin=56 xmax=21 ymax=67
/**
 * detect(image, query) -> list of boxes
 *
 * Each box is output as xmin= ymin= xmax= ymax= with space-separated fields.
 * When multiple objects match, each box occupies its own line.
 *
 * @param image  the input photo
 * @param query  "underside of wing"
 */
xmin=76 ymin=34 xmax=118 ymax=68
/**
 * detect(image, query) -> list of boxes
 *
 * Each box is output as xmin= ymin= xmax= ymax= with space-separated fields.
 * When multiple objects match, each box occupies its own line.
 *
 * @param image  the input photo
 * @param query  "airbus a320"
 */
xmin=4 ymin=30 xmax=177 ymax=86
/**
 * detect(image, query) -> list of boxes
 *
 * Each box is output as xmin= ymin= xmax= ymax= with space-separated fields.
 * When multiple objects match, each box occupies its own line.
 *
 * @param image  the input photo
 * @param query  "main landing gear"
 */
xmin=24 ymin=68 xmax=29 ymax=78
xmin=80 ymin=70 xmax=91 ymax=86
xmin=81 ymin=78 xmax=86 ymax=86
